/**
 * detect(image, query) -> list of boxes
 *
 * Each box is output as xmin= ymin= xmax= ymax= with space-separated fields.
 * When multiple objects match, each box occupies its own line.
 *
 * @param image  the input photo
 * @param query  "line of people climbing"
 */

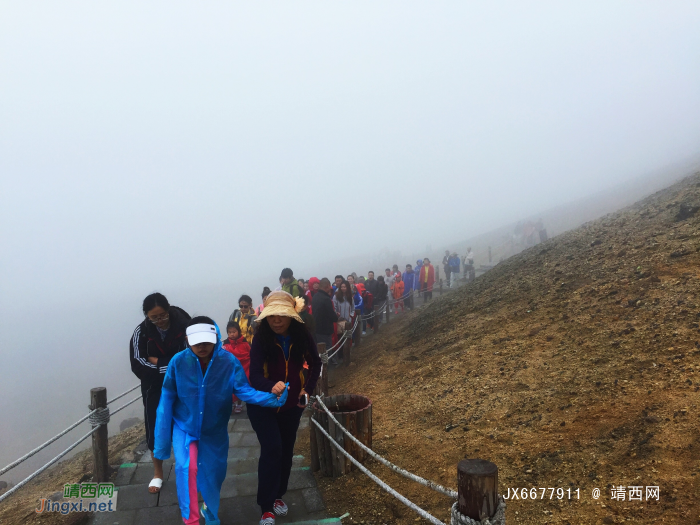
xmin=128 ymin=254 xmax=470 ymax=525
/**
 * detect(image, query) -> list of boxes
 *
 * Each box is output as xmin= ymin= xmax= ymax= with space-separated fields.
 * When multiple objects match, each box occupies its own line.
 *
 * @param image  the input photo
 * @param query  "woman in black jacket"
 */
xmin=248 ymin=291 xmax=321 ymax=525
xmin=129 ymin=292 xmax=190 ymax=494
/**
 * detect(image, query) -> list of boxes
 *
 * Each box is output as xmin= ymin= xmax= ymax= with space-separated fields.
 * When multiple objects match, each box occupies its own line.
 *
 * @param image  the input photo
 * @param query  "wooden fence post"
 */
xmin=343 ymin=333 xmax=352 ymax=367
xmin=458 ymin=459 xmax=499 ymax=521
xmin=439 ymin=279 xmax=443 ymax=295
xmin=90 ymin=387 xmax=109 ymax=483
xmin=354 ymin=314 xmax=361 ymax=348
xmin=314 ymin=343 xmax=327 ymax=397
xmin=311 ymin=395 xmax=373 ymax=477
xmin=385 ymin=298 xmax=391 ymax=324
xmin=373 ymin=305 xmax=380 ymax=334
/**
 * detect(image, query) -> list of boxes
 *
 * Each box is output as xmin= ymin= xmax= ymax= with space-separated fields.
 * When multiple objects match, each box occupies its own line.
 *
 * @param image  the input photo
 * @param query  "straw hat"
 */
xmin=256 ymin=291 xmax=305 ymax=324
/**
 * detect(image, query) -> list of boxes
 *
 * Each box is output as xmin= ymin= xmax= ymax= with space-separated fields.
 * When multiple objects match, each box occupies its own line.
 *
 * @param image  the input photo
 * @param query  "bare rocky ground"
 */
xmin=313 ymin=172 xmax=700 ymax=524
xmin=0 ymin=424 xmax=145 ymax=525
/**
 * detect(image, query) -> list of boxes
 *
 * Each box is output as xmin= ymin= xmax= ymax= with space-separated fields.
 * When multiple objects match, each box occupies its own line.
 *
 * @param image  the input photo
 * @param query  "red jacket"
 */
xmin=419 ymin=264 xmax=435 ymax=292
xmin=222 ymin=336 xmax=251 ymax=378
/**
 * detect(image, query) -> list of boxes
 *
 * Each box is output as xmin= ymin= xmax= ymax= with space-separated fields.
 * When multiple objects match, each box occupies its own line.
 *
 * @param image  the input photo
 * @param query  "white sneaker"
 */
xmin=273 ymin=499 xmax=289 ymax=516
xmin=260 ymin=512 xmax=275 ymax=525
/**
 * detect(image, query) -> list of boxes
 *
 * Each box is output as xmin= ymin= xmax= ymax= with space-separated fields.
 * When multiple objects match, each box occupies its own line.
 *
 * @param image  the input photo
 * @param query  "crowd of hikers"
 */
xmin=128 ymin=252 xmax=473 ymax=525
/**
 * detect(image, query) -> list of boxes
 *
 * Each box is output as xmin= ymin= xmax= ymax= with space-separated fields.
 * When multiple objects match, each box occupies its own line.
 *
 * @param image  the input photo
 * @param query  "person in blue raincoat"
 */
xmin=154 ymin=316 xmax=288 ymax=525
xmin=414 ymin=260 xmax=424 ymax=291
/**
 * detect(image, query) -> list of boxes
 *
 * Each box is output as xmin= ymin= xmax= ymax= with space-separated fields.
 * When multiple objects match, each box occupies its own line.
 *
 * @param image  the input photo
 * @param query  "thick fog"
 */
xmin=2 ymin=1 xmax=700 ymax=483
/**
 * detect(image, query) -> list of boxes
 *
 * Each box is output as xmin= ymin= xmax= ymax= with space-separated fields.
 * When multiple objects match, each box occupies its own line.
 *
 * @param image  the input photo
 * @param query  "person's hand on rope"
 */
xmin=147 ymin=357 xmax=158 ymax=365
xmin=271 ymin=381 xmax=287 ymax=396
xmin=297 ymin=389 xmax=309 ymax=408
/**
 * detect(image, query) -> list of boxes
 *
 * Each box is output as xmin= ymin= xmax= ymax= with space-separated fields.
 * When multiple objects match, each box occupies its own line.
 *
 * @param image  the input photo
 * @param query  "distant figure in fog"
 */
xmin=129 ymin=292 xmax=191 ymax=494
xmin=256 ymin=287 xmax=272 ymax=316
xmin=392 ymin=273 xmax=405 ymax=314
xmin=402 ymin=264 xmax=416 ymax=310
xmin=442 ymin=250 xmax=451 ymax=289
xmin=449 ymin=253 xmax=460 ymax=288
xmin=419 ymin=258 xmax=435 ymax=301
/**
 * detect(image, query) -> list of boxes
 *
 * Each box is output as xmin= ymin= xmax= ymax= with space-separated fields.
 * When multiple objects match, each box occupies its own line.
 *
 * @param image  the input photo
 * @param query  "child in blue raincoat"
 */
xmin=154 ymin=316 xmax=288 ymax=525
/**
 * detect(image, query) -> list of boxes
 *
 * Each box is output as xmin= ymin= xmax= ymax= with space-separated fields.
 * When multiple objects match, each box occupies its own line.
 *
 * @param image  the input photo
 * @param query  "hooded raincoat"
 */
xmin=154 ymin=322 xmax=287 ymax=524
xmin=414 ymin=260 xmax=424 ymax=290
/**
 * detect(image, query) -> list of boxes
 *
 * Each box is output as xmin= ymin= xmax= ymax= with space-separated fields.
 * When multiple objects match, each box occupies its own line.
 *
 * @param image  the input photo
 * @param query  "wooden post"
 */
xmin=458 ymin=459 xmax=499 ymax=521
xmin=90 ymin=387 xmax=109 ymax=483
xmin=354 ymin=313 xmax=361 ymax=348
xmin=373 ymin=305 xmax=380 ymax=334
xmin=310 ymin=405 xmax=320 ymax=472
xmin=439 ymin=279 xmax=443 ymax=295
xmin=385 ymin=297 xmax=391 ymax=324
xmin=343 ymin=334 xmax=352 ymax=367
xmin=311 ymin=395 xmax=373 ymax=477
xmin=314 ymin=343 xmax=327 ymax=397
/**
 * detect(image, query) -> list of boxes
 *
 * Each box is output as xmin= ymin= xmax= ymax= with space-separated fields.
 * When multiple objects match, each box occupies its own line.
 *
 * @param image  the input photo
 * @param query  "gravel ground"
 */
xmin=306 ymin=172 xmax=700 ymax=525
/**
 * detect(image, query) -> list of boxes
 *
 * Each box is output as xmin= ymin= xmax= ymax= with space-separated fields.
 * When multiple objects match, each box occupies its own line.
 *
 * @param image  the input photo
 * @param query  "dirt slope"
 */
xmin=317 ymin=172 xmax=700 ymax=524
xmin=0 ymin=425 xmax=145 ymax=525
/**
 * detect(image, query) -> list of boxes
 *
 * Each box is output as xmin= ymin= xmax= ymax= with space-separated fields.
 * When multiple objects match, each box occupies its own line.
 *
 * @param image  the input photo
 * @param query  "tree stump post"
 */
xmin=373 ymin=305 xmax=380 ymax=333
xmin=458 ymin=459 xmax=499 ymax=521
xmin=90 ymin=387 xmax=109 ymax=483
xmin=354 ymin=314 xmax=361 ymax=348
xmin=385 ymin=298 xmax=391 ymax=324
xmin=311 ymin=395 xmax=373 ymax=477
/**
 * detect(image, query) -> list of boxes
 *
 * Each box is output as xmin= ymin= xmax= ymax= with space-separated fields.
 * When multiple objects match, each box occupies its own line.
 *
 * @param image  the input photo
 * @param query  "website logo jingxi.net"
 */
xmin=36 ymin=483 xmax=117 ymax=515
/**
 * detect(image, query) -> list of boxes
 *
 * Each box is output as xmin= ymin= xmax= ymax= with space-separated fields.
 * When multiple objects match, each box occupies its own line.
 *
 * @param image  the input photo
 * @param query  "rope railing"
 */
xmin=0 ymin=393 xmax=142 ymax=504
xmin=310 ymin=418 xmax=444 ymax=525
xmin=0 ymin=384 xmax=142 ymax=479
xmin=314 ymin=396 xmax=458 ymax=499
xmin=327 ymin=315 xmax=360 ymax=361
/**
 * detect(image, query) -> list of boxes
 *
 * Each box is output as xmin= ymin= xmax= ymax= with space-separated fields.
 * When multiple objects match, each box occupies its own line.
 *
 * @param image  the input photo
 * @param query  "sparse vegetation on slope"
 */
xmin=315 ymin=172 xmax=700 ymax=524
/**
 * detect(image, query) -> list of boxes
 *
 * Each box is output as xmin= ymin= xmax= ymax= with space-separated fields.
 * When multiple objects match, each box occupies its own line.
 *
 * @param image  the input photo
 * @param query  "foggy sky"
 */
xmin=1 ymin=1 xmax=700 ymax=482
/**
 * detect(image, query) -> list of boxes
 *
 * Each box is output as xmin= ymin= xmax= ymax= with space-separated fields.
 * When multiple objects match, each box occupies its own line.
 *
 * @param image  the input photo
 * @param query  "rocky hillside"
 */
xmin=320 ymin=172 xmax=700 ymax=524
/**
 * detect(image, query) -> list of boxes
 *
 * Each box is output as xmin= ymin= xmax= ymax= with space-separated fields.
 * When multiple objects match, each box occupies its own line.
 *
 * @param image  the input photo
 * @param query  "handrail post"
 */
xmin=90 ymin=387 xmax=109 ymax=483
xmin=458 ymin=459 xmax=499 ymax=521
xmin=373 ymin=305 xmax=380 ymax=333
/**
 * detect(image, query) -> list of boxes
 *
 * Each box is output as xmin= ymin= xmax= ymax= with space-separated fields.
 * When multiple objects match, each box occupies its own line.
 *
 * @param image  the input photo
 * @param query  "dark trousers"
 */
xmin=247 ymin=404 xmax=304 ymax=513
xmin=141 ymin=382 xmax=161 ymax=451
xmin=353 ymin=310 xmax=361 ymax=343
xmin=421 ymin=283 xmax=432 ymax=302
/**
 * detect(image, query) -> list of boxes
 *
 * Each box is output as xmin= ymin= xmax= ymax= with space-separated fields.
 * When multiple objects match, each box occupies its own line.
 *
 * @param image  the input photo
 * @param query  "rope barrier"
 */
xmin=106 ymin=384 xmax=141 ymax=406
xmin=0 ymin=394 xmax=142 ymax=504
xmin=327 ymin=315 xmax=360 ymax=360
xmin=88 ymin=408 xmax=110 ymax=428
xmin=0 ymin=384 xmax=142 ymax=478
xmin=0 ymin=426 xmax=98 ymax=504
xmin=314 ymin=396 xmax=458 ymax=499
xmin=310 ymin=418 xmax=444 ymax=525
xmin=450 ymin=500 xmax=506 ymax=525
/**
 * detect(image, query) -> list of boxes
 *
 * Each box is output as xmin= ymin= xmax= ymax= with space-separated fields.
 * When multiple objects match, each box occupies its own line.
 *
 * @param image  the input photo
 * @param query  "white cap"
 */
xmin=186 ymin=323 xmax=217 ymax=346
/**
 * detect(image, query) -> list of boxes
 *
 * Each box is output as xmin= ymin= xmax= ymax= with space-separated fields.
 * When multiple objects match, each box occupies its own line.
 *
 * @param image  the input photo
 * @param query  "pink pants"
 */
xmin=183 ymin=441 xmax=199 ymax=525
